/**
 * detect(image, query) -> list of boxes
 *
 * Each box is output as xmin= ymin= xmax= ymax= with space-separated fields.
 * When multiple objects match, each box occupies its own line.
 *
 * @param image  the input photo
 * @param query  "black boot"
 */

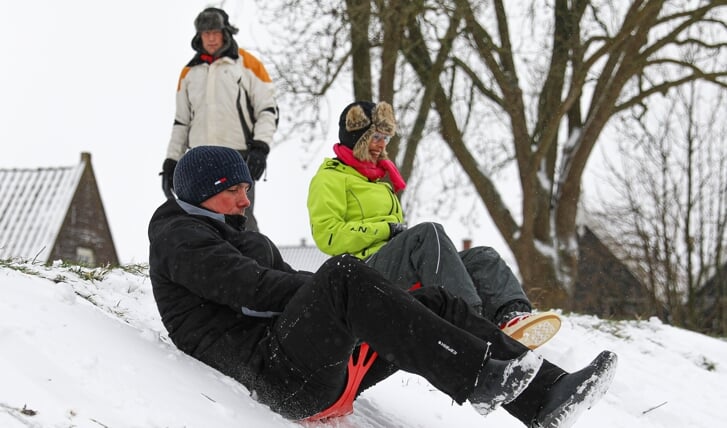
xmin=470 ymin=350 xmax=543 ymax=416
xmin=530 ymin=351 xmax=618 ymax=428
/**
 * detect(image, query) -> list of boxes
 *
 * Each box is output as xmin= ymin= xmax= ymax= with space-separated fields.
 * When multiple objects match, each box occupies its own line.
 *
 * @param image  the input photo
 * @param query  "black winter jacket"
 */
xmin=148 ymin=199 xmax=313 ymax=384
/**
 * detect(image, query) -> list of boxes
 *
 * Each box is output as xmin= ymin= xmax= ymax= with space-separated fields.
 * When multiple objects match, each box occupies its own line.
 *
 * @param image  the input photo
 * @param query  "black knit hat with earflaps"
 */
xmin=190 ymin=8 xmax=239 ymax=54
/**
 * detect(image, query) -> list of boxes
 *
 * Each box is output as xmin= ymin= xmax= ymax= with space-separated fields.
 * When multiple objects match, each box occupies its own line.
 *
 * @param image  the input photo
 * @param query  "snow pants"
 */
xmin=365 ymin=222 xmax=530 ymax=321
xmin=251 ymin=254 xmax=563 ymax=422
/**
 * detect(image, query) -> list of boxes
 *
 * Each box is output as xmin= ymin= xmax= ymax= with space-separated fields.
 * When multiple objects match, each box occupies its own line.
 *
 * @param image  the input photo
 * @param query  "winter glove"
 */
xmin=246 ymin=140 xmax=270 ymax=181
xmin=388 ymin=222 xmax=408 ymax=239
xmin=160 ymin=158 xmax=177 ymax=199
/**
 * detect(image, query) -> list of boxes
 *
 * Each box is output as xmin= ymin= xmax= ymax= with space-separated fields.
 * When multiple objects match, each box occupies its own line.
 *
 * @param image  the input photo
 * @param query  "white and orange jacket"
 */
xmin=166 ymin=48 xmax=279 ymax=161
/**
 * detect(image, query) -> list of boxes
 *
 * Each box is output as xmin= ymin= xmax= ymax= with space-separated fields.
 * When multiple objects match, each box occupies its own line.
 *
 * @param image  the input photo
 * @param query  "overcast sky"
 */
xmin=0 ymin=0 xmax=350 ymax=263
xmin=1 ymin=0 xmax=508 ymax=266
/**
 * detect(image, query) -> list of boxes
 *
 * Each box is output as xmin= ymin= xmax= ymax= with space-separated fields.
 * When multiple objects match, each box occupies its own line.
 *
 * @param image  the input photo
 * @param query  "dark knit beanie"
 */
xmin=338 ymin=101 xmax=397 ymax=162
xmin=173 ymin=146 xmax=253 ymax=205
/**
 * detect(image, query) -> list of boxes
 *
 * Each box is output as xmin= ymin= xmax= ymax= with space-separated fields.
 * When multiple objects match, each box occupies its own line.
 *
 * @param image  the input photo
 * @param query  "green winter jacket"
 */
xmin=307 ymin=158 xmax=404 ymax=259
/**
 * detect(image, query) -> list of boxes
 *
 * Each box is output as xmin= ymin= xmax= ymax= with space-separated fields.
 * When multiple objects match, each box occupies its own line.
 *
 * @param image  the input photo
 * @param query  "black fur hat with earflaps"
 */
xmin=338 ymin=101 xmax=397 ymax=162
xmin=190 ymin=7 xmax=240 ymax=54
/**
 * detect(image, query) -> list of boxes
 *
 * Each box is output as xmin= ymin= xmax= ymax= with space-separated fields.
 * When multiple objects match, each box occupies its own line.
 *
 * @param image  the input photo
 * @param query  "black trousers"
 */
xmin=252 ymin=255 xmax=563 ymax=422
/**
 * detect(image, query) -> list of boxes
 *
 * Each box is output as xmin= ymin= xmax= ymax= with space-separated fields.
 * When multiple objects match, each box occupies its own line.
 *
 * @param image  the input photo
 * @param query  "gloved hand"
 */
xmin=246 ymin=140 xmax=270 ymax=181
xmin=388 ymin=222 xmax=407 ymax=239
xmin=160 ymin=158 xmax=177 ymax=199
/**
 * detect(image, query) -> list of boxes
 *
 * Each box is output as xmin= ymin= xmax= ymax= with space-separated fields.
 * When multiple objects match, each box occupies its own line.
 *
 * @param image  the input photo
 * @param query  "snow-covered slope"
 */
xmin=1 ymin=261 xmax=725 ymax=427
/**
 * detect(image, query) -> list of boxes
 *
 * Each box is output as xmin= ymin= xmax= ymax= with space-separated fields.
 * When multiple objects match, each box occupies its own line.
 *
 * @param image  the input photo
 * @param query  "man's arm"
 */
xmin=166 ymin=67 xmax=193 ymax=161
xmin=239 ymin=49 xmax=278 ymax=147
xmin=159 ymin=219 xmax=307 ymax=313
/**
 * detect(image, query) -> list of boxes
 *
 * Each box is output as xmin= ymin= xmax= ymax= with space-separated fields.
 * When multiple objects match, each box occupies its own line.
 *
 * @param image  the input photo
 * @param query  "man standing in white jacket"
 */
xmin=161 ymin=7 xmax=278 ymax=232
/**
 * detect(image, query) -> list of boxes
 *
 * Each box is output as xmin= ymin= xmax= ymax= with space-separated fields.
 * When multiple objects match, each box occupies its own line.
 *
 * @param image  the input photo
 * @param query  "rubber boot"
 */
xmin=529 ymin=350 xmax=618 ymax=428
xmin=470 ymin=350 xmax=543 ymax=416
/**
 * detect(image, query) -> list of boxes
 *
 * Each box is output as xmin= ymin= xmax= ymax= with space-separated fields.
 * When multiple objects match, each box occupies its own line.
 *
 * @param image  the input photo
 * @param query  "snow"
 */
xmin=2 ymin=260 xmax=726 ymax=428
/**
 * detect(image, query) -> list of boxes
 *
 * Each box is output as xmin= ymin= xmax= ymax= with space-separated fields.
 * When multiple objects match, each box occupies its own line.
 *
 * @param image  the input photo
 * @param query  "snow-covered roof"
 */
xmin=277 ymin=245 xmax=330 ymax=272
xmin=0 ymin=157 xmax=85 ymax=261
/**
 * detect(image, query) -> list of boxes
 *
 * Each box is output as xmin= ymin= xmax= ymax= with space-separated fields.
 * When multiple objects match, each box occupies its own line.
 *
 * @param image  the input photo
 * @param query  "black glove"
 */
xmin=246 ymin=140 xmax=270 ymax=181
xmin=388 ymin=222 xmax=408 ymax=239
xmin=160 ymin=158 xmax=177 ymax=199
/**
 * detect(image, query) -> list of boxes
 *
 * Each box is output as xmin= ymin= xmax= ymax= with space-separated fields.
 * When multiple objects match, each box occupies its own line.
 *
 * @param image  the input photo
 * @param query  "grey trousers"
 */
xmin=365 ymin=222 xmax=530 ymax=321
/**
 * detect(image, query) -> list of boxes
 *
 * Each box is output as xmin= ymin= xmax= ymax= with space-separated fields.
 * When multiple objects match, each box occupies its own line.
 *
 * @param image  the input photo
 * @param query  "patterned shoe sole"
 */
xmin=503 ymin=313 xmax=561 ymax=349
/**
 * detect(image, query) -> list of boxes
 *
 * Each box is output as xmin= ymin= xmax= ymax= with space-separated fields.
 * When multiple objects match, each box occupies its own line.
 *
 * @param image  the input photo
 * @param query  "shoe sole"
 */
xmin=502 ymin=312 xmax=562 ymax=350
xmin=533 ymin=351 xmax=618 ymax=428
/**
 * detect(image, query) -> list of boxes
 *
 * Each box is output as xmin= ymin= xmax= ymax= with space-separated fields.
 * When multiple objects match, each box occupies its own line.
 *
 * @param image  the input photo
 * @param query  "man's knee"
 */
xmin=410 ymin=286 xmax=475 ymax=320
xmin=320 ymin=254 xmax=362 ymax=270
xmin=316 ymin=254 xmax=383 ymax=294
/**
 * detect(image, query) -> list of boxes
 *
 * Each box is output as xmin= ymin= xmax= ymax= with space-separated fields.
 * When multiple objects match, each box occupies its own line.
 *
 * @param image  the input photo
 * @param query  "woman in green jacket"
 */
xmin=307 ymin=101 xmax=560 ymax=349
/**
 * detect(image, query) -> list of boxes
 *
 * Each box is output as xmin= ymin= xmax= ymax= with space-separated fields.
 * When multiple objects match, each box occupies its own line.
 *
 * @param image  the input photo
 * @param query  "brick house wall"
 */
xmin=49 ymin=153 xmax=119 ymax=266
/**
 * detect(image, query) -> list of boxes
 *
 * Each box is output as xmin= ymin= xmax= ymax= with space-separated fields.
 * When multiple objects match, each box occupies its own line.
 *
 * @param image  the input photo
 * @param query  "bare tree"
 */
xmin=588 ymin=81 xmax=727 ymax=333
xmin=256 ymin=0 xmax=727 ymax=309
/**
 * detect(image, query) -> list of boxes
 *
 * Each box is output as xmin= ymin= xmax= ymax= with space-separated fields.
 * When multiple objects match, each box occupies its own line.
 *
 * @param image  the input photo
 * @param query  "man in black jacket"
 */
xmin=148 ymin=146 xmax=617 ymax=425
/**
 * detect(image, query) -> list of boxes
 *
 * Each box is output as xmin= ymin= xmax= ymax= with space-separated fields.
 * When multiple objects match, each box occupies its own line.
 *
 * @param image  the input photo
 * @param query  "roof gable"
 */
xmin=277 ymin=245 xmax=329 ymax=272
xmin=0 ymin=160 xmax=84 ymax=261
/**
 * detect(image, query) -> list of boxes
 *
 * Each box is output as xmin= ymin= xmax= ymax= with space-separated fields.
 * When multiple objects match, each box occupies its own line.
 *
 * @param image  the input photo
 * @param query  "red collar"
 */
xmin=332 ymin=144 xmax=406 ymax=192
xmin=200 ymin=54 xmax=218 ymax=64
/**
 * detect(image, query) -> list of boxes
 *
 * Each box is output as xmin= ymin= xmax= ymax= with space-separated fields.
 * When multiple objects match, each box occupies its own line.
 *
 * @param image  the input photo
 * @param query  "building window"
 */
xmin=76 ymin=247 xmax=96 ymax=266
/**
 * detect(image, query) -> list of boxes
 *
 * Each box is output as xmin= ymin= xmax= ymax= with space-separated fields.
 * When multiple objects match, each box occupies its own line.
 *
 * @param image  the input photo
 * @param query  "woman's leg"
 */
xmin=365 ymin=222 xmax=483 ymax=309
xmin=459 ymin=246 xmax=531 ymax=321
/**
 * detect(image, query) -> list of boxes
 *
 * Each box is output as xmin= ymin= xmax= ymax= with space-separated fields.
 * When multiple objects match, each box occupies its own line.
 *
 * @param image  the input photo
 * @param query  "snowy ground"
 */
xmin=1 ymin=260 xmax=725 ymax=428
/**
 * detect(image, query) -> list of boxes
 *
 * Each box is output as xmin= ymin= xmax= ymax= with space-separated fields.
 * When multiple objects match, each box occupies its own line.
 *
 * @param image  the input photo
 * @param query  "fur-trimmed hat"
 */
xmin=338 ymin=101 xmax=397 ymax=162
xmin=194 ymin=7 xmax=238 ymax=34
xmin=191 ymin=8 xmax=239 ymax=54
xmin=173 ymin=146 xmax=252 ymax=206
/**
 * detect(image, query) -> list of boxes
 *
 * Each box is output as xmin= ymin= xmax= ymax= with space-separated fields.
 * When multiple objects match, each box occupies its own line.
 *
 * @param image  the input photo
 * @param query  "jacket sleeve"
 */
xmin=240 ymin=50 xmax=278 ymax=147
xmin=166 ymin=67 xmax=193 ymax=161
xmin=307 ymin=166 xmax=391 ymax=257
xmin=159 ymin=218 xmax=307 ymax=314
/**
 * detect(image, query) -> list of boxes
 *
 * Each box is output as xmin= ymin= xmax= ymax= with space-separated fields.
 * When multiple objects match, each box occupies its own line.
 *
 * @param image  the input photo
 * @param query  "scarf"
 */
xmin=187 ymin=38 xmax=239 ymax=67
xmin=333 ymin=144 xmax=406 ymax=193
xmin=199 ymin=54 xmax=218 ymax=64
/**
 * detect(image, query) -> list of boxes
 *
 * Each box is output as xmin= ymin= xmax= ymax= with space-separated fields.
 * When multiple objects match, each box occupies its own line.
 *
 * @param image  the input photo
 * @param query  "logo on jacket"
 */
xmin=438 ymin=340 xmax=458 ymax=355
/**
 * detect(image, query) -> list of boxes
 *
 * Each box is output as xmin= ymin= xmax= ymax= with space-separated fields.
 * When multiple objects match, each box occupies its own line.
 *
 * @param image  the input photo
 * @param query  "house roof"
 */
xmin=277 ymin=245 xmax=330 ymax=272
xmin=0 ymin=156 xmax=85 ymax=261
